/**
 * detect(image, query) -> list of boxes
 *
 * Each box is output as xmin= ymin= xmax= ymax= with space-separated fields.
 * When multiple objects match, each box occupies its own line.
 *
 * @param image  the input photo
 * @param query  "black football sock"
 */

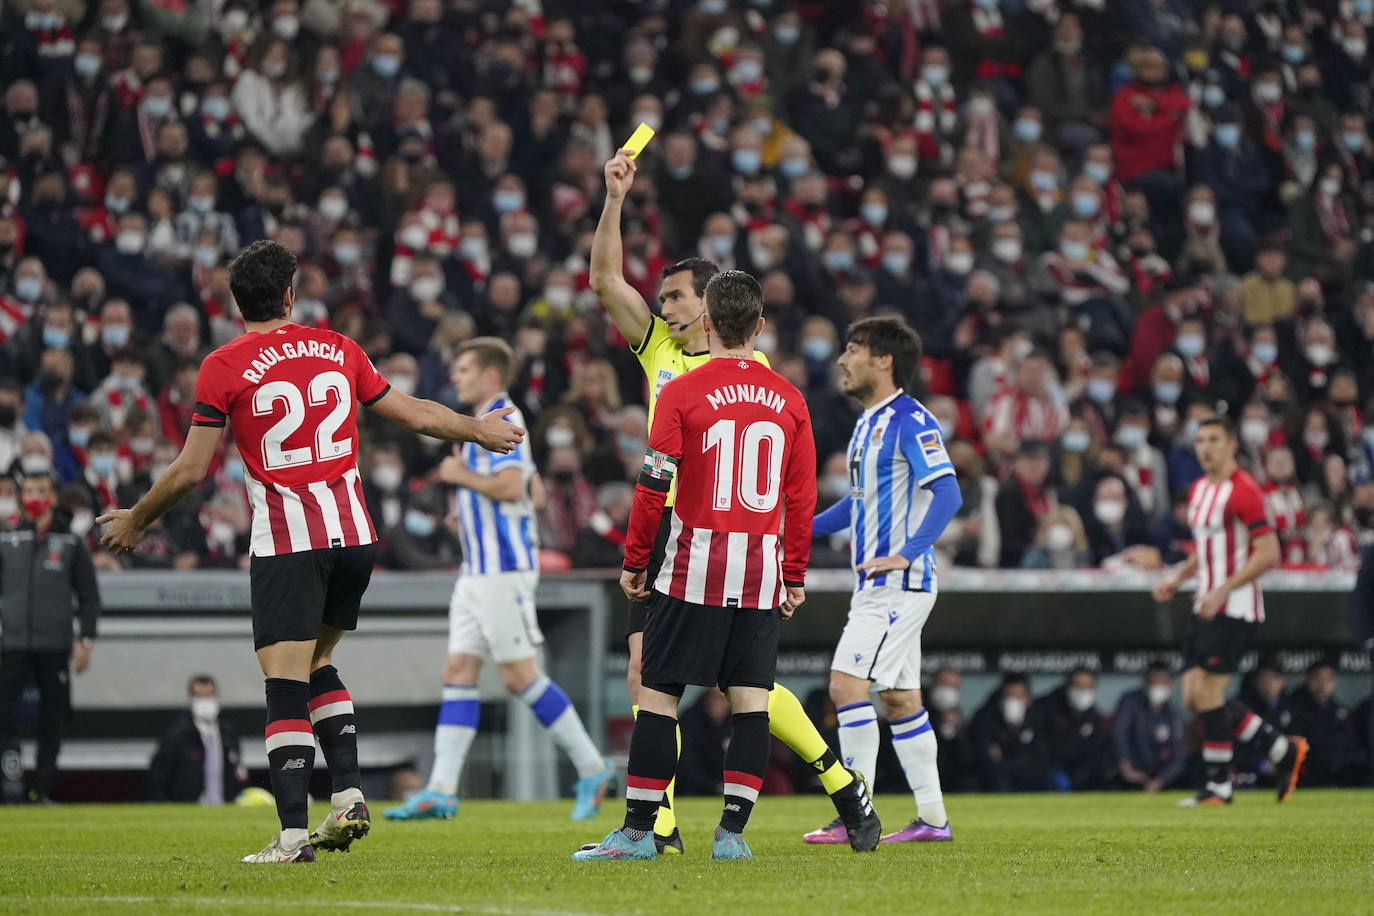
xmin=309 ymin=665 xmax=360 ymax=795
xmin=720 ymin=711 xmax=769 ymax=835
xmin=624 ymin=710 xmax=677 ymax=838
xmin=1226 ymin=698 xmax=1289 ymax=763
xmin=265 ymin=678 xmax=315 ymax=831
xmin=1199 ymin=705 xmax=1234 ymax=795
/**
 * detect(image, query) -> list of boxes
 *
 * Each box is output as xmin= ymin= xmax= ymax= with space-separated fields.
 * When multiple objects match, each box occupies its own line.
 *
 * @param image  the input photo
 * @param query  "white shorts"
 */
xmin=447 ymin=570 xmax=544 ymax=663
xmin=830 ymin=588 xmax=936 ymax=691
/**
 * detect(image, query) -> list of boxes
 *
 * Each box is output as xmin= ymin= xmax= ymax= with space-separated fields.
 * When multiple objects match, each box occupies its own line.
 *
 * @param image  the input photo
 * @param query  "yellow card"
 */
xmin=622 ymin=122 xmax=655 ymax=159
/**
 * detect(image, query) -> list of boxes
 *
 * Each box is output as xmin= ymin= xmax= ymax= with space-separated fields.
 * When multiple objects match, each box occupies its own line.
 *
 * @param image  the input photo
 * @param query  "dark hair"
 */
xmin=20 ymin=470 xmax=55 ymax=491
xmin=228 ymin=239 xmax=297 ymax=322
xmin=1068 ymin=666 xmax=1096 ymax=682
xmin=1146 ymin=660 xmax=1172 ymax=677
xmin=661 ymin=257 xmax=719 ymax=298
xmin=703 ymin=269 xmax=763 ymax=349
xmin=846 ymin=316 xmax=923 ymax=390
xmin=1198 ymin=413 xmax=1236 ymax=440
xmin=457 ymin=336 xmax=515 ymax=387
xmin=188 ymin=674 xmax=216 ymax=693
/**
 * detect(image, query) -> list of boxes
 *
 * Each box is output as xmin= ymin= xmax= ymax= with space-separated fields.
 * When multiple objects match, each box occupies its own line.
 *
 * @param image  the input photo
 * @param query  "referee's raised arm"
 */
xmin=590 ymin=150 xmax=653 ymax=346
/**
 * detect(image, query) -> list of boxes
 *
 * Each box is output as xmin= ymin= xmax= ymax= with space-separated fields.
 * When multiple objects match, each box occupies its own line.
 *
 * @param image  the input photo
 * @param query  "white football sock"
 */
xmin=836 ymin=701 xmax=880 ymax=787
xmin=428 ymin=684 xmax=479 ymax=796
xmin=518 ymin=674 xmax=604 ymax=778
xmin=891 ymin=708 xmax=946 ymax=827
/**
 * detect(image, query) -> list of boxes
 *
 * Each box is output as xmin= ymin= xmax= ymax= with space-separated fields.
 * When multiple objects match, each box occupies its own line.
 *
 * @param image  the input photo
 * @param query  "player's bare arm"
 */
xmin=1197 ymin=531 xmax=1279 ymax=620
xmin=97 ymin=424 xmax=223 ymax=553
xmin=1153 ymin=553 xmax=1199 ymax=603
xmin=438 ymin=458 xmax=525 ymax=503
xmin=529 ymin=472 xmax=547 ymax=512
xmin=368 ymin=389 xmax=524 ymax=453
xmin=590 ymin=149 xmax=652 ymax=345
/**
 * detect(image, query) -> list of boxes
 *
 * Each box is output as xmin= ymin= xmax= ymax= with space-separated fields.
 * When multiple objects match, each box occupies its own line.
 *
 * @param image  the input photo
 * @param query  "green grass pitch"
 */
xmin=2 ymin=790 xmax=1372 ymax=915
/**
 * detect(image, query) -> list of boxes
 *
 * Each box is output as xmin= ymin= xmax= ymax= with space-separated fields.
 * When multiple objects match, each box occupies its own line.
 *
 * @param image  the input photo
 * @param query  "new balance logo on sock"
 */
xmin=281 ymin=758 xmax=307 ymax=771
xmin=725 ymin=803 xmax=741 ymax=813
xmin=339 ymin=724 xmax=356 ymax=735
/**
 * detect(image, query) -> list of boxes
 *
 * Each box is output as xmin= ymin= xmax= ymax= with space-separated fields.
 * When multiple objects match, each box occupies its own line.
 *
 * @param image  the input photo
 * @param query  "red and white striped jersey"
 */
xmin=192 ymin=324 xmax=391 ymax=557
xmin=1186 ymin=468 xmax=1273 ymax=623
xmin=624 ymin=357 xmax=816 ymax=610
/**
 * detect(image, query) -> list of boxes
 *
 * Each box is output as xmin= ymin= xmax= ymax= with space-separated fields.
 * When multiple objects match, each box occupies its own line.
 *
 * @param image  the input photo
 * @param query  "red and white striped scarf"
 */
xmin=1317 ymin=192 xmax=1352 ymax=244
xmin=25 ymin=14 xmax=75 ymax=58
xmin=0 ymin=297 xmax=28 ymax=344
xmin=914 ymin=80 xmax=957 ymax=160
xmin=972 ymin=4 xmax=1004 ymax=35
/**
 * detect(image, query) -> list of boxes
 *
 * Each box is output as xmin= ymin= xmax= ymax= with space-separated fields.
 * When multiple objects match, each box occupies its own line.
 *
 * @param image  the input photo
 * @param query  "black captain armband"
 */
xmin=191 ymin=401 xmax=227 ymax=428
xmin=638 ymin=448 xmax=678 ymax=492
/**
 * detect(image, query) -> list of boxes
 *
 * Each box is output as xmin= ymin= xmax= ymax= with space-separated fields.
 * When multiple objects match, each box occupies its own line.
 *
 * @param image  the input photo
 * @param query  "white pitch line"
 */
xmin=0 ymin=896 xmax=615 ymax=916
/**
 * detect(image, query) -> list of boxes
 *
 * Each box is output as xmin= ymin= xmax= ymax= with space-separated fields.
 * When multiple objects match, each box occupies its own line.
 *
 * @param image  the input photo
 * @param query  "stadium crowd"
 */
xmin=6 ymin=0 xmax=1374 ymax=577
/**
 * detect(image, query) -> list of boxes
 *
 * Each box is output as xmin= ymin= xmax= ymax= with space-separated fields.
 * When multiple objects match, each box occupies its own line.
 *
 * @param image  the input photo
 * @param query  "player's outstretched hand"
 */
xmin=474 ymin=407 xmax=525 ymax=454
xmin=855 ymin=555 xmax=911 ymax=579
xmin=604 ymin=150 xmax=637 ymax=199
xmin=96 ymin=508 xmax=143 ymax=554
xmin=620 ymin=568 xmax=648 ymax=603
xmin=781 ymin=585 xmax=805 ymax=619
xmin=1151 ymin=577 xmax=1180 ymax=603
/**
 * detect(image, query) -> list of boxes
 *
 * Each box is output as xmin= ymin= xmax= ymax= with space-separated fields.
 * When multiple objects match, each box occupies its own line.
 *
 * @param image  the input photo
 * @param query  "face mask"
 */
xmin=319 ymin=195 xmax=348 ymax=222
xmin=460 ymin=237 xmax=487 ymax=261
xmin=143 ymin=96 xmax=171 ymax=118
xmin=1067 ymin=687 xmax=1096 ymax=712
xmin=1343 ymin=132 xmax=1366 ymax=153
xmin=1254 ymin=82 xmax=1281 ymax=103
xmin=801 ymin=336 xmax=834 ymax=362
xmin=701 ymin=0 xmax=726 ymax=13
xmin=754 ymin=330 xmax=777 ymax=353
xmin=1047 ymin=523 xmax=1077 ymax=552
xmin=861 ymin=203 xmax=888 ymax=226
xmin=373 ymin=54 xmax=401 ymax=78
xmin=1188 ymin=200 xmax=1215 ymax=225
xmin=263 ymin=60 xmax=287 ymax=79
xmin=546 ymin=425 xmax=575 ymax=449
xmin=404 ymin=510 xmax=436 ymax=537
xmin=15 ymin=277 xmax=41 ymax=302
xmin=734 ymin=59 xmax=763 ymax=83
xmin=400 ymin=225 xmax=429 ymax=251
xmin=222 ymin=8 xmax=247 ymax=31
xmin=1014 ymin=118 xmax=1042 ymax=143
xmin=881 ymin=252 xmax=910 ymax=275
xmin=493 ymin=190 xmax=525 ymax=213
xmin=42 ymin=328 xmax=70 ymax=350
xmin=272 ymin=14 xmax=299 ymax=39
xmin=629 ymin=66 xmax=654 ymax=85
xmin=544 ymin=285 xmax=573 ymax=311
xmin=90 ymin=453 xmax=116 ymax=477
xmin=0 ymin=497 xmax=16 ymax=519
xmin=128 ymin=436 xmax=154 ymax=456
xmin=749 ymin=243 xmax=776 ymax=270
xmin=1251 ymin=341 xmax=1277 ymax=365
xmin=103 ymin=13 xmax=127 ymax=30
xmin=1203 ymin=85 xmax=1225 ymax=108
xmin=22 ymin=496 xmax=53 ymax=521
xmin=979 ymin=239 xmax=1020 ymax=268
xmin=1061 ymin=429 xmax=1091 ymax=453
xmin=0 ymin=405 xmax=16 ymax=428
xmin=1147 ymin=683 xmax=1172 ymax=707
xmin=1215 ymin=123 xmax=1241 ymax=149
xmin=191 ymin=697 xmax=220 ymax=722
xmin=1060 ymin=240 xmax=1089 ymax=262
xmin=390 ymin=374 xmax=416 ymax=397
xmin=1071 ymin=191 xmax=1099 ymax=218
xmin=318 ymin=68 xmax=339 ymax=85
xmin=1295 ymin=129 xmax=1316 ymax=152
xmin=1346 ymin=39 xmax=1368 ymax=58
xmin=1175 ymin=333 xmax=1205 ymax=359
xmin=921 ymin=65 xmax=948 ymax=86
xmin=185 ymin=192 xmax=215 ymax=214
xmin=780 ymin=156 xmax=809 ymax=179
xmin=410 ymin=276 xmax=442 ymax=302
xmin=69 ymin=426 xmax=93 ymax=449
xmin=1094 ymin=498 xmax=1126 ymax=526
xmin=1305 ymin=342 xmax=1333 ymax=366
xmin=66 ymin=509 xmax=93 ymax=537
xmin=667 ymin=161 xmax=695 ymax=181
xmin=1116 ymin=425 xmax=1146 ymax=448
xmin=224 ymin=459 xmax=245 ymax=482
xmin=726 ymin=148 xmax=762 ymax=175
xmin=986 ymin=205 xmax=1014 ymax=224
xmin=1001 ymin=696 xmax=1027 ymax=727
xmin=372 ymin=464 xmax=403 ymax=492
xmin=691 ymin=78 xmax=719 ymax=95
xmin=1281 ymin=44 xmax=1304 ymax=64
xmin=820 ymin=471 xmax=851 ymax=500
xmin=1083 ymin=161 xmax=1111 ymax=185
xmin=75 ymin=53 xmax=101 ymax=77
xmin=774 ymin=22 xmax=801 ymax=45
xmin=1030 ymin=170 xmax=1058 ymax=193
xmin=334 ymin=242 xmax=361 ymax=265
xmin=508 ymin=233 xmax=537 ymax=259
xmin=1231 ymin=419 xmax=1267 ymax=450
xmin=945 ymin=251 xmax=974 ymax=275
xmin=1153 ymin=380 xmax=1182 ymax=404
xmin=823 ymin=250 xmax=854 ymax=273
xmin=750 ymin=117 xmax=773 ymax=139
xmin=115 ymin=230 xmax=146 ymax=255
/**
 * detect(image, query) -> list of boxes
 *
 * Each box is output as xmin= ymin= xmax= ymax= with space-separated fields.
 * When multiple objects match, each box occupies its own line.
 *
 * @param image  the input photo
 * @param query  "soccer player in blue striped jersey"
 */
xmin=804 ymin=318 xmax=964 ymax=845
xmin=385 ymin=338 xmax=614 ymax=822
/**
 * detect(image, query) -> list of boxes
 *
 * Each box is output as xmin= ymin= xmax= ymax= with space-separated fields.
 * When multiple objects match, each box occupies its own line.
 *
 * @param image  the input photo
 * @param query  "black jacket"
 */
xmin=0 ymin=526 xmax=101 ymax=652
xmin=145 ymin=711 xmax=245 ymax=803
xmin=1030 ymin=686 xmax=1111 ymax=790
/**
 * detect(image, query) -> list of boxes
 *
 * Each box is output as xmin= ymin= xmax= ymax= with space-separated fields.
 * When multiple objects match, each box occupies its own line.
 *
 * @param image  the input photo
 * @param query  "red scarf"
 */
xmin=26 ymin=15 xmax=75 ymax=58
xmin=1316 ymin=193 xmax=1352 ymax=244
xmin=914 ymin=80 xmax=957 ymax=161
xmin=1016 ymin=472 xmax=1053 ymax=518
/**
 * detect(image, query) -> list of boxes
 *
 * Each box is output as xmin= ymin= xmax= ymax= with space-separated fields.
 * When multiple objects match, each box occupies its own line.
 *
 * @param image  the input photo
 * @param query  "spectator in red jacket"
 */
xmin=1109 ymin=48 xmax=1189 ymax=224
xmin=1124 ymin=272 xmax=1202 ymax=394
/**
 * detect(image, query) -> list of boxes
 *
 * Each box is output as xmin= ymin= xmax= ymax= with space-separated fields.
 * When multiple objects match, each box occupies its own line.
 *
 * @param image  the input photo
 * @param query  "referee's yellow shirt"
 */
xmin=631 ymin=315 xmax=770 ymax=506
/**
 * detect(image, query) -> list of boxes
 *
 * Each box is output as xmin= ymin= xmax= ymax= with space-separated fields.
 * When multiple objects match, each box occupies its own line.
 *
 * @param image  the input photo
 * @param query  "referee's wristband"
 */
xmin=623 ymin=565 xmax=647 ymax=574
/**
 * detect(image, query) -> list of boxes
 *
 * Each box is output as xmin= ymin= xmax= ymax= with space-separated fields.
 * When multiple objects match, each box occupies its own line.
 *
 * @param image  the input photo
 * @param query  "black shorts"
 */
xmin=1182 ymin=615 xmax=1257 ymax=674
xmin=625 ymin=512 xmax=674 ymax=638
xmin=249 ymin=543 xmax=378 ymax=650
xmin=639 ymin=591 xmax=779 ymax=694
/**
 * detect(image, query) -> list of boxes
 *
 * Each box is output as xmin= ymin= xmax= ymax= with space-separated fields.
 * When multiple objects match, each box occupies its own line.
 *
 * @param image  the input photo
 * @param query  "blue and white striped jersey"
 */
xmin=842 ymin=390 xmax=955 ymax=593
xmin=455 ymin=394 xmax=539 ymax=575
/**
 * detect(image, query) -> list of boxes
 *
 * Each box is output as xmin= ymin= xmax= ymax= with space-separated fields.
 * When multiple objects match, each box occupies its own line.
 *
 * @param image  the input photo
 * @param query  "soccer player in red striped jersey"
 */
xmin=1152 ymin=415 xmax=1308 ymax=807
xmin=98 ymin=240 xmax=523 ymax=863
xmin=575 ymin=269 xmax=828 ymax=862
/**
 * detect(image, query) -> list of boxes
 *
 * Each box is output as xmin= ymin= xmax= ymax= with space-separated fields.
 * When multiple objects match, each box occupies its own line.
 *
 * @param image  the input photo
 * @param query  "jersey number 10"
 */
xmin=253 ymin=371 xmax=354 ymax=470
xmin=703 ymin=419 xmax=785 ymax=514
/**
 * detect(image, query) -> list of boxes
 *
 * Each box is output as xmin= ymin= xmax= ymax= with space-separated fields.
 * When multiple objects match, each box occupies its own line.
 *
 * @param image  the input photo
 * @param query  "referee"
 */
xmin=0 ymin=470 xmax=101 ymax=804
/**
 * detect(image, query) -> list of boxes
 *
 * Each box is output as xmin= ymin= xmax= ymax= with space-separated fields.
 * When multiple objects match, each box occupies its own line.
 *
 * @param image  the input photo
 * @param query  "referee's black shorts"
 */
xmin=625 ymin=512 xmax=674 ymax=638
xmin=249 ymin=543 xmax=378 ymax=650
xmin=1182 ymin=615 xmax=1257 ymax=674
xmin=639 ymin=591 xmax=779 ymax=695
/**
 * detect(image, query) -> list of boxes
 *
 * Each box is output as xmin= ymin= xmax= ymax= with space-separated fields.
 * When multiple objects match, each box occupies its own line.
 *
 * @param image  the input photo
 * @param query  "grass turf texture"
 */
xmin=2 ymin=791 xmax=1371 ymax=915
